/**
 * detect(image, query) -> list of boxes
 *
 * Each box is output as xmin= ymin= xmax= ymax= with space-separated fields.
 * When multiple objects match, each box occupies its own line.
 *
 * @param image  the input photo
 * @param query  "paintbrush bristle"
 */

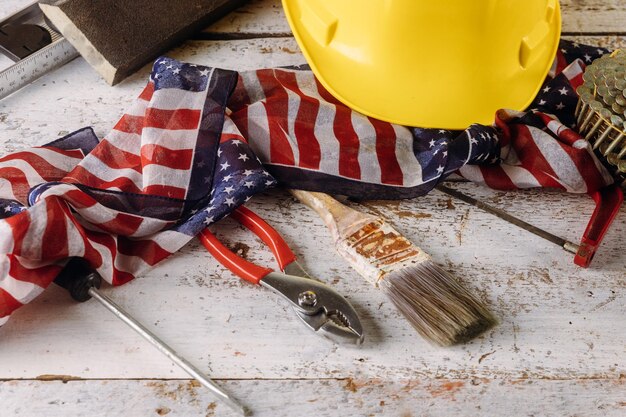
xmin=378 ymin=260 xmax=496 ymax=346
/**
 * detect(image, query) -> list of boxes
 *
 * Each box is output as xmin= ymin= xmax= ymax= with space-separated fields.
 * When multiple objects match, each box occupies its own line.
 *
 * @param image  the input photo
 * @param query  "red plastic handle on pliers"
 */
xmin=574 ymin=184 xmax=624 ymax=267
xmin=198 ymin=228 xmax=271 ymax=285
xmin=198 ymin=206 xmax=297 ymax=285
xmin=230 ymin=206 xmax=297 ymax=270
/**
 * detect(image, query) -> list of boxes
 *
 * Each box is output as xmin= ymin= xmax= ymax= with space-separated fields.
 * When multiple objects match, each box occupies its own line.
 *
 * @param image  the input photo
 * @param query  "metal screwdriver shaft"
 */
xmin=87 ymin=287 xmax=248 ymax=417
xmin=54 ymin=258 xmax=248 ymax=417
xmin=436 ymin=185 xmax=580 ymax=254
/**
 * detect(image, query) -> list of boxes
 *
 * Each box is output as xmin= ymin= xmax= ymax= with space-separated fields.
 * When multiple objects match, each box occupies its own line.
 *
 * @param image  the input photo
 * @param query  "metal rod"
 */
xmin=436 ymin=185 xmax=579 ymax=254
xmin=584 ymin=117 xmax=604 ymax=140
xmin=87 ymin=287 xmax=248 ymax=416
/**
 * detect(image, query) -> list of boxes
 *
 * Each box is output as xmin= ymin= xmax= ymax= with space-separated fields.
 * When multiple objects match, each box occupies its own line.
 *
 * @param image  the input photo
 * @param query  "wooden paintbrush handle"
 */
xmin=290 ymin=189 xmax=429 ymax=286
xmin=289 ymin=190 xmax=377 ymax=240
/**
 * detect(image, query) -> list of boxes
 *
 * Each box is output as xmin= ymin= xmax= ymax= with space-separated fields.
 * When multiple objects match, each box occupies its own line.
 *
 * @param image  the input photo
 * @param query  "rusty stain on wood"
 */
xmin=35 ymin=374 xmax=81 ymax=383
xmin=344 ymin=378 xmax=358 ymax=393
xmin=155 ymin=406 xmax=171 ymax=415
xmin=279 ymin=46 xmax=298 ymax=54
xmin=456 ymin=209 xmax=470 ymax=245
xmin=147 ymin=381 xmax=179 ymax=401
xmin=396 ymin=211 xmax=433 ymax=220
xmin=205 ymin=402 xmax=217 ymax=417
xmin=529 ymin=268 xmax=553 ymax=284
xmin=428 ymin=381 xmax=465 ymax=398
xmin=231 ymin=242 xmax=250 ymax=259
xmin=478 ymin=350 xmax=497 ymax=364
xmin=360 ymin=201 xmax=433 ymax=222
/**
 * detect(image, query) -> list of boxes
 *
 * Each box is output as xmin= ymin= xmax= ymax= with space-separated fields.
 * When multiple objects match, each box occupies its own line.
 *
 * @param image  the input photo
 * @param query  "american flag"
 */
xmin=228 ymin=40 xmax=613 ymax=198
xmin=0 ymin=59 xmax=274 ymax=324
xmin=0 ymin=40 xmax=614 ymax=324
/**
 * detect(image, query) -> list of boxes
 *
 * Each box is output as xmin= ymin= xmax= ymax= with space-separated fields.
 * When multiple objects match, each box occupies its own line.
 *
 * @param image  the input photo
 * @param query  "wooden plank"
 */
xmin=1 ymin=378 xmax=625 ymax=417
xmin=203 ymin=0 xmax=626 ymax=36
xmin=561 ymin=0 xmax=626 ymax=34
xmin=0 ymin=0 xmax=626 ymax=37
xmin=0 ymin=1 xmax=624 ymax=416
xmin=4 ymin=0 xmax=626 ymax=38
xmin=0 ymin=34 xmax=624 ymax=383
xmin=0 ymin=185 xmax=623 ymax=380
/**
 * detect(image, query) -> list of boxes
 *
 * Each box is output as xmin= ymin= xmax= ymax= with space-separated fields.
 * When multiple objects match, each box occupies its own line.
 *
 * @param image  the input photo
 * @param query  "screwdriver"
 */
xmin=436 ymin=183 xmax=623 ymax=267
xmin=436 ymin=185 xmax=580 ymax=254
xmin=54 ymin=258 xmax=249 ymax=416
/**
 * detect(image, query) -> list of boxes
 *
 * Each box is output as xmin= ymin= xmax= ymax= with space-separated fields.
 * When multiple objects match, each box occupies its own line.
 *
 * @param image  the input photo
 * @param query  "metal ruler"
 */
xmin=0 ymin=1 xmax=79 ymax=100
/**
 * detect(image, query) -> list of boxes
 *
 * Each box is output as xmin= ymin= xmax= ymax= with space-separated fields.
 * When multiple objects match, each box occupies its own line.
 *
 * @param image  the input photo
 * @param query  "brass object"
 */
xmin=575 ymin=50 xmax=626 ymax=187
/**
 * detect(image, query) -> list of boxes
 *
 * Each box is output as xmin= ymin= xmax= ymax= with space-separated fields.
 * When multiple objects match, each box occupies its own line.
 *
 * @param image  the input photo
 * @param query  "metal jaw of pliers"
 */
xmin=199 ymin=206 xmax=364 ymax=345
xmin=260 ymin=261 xmax=363 ymax=345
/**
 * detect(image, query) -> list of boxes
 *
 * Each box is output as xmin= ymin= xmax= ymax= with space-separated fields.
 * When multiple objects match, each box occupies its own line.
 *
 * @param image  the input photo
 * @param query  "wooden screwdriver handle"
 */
xmin=289 ymin=190 xmax=377 ymax=240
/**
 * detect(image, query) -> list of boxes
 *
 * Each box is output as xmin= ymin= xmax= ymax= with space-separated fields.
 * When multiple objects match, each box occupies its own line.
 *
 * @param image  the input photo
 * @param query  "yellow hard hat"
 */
xmin=282 ymin=0 xmax=561 ymax=129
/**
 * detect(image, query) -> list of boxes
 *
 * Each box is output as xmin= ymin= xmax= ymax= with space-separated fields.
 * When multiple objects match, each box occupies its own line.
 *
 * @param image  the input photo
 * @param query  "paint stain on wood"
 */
xmin=147 ymin=381 xmax=200 ymax=403
xmin=361 ymin=200 xmax=402 ymax=212
xmin=344 ymin=378 xmax=358 ymax=393
xmin=360 ymin=200 xmax=431 ymax=221
xmin=456 ymin=209 xmax=470 ymax=244
xmin=146 ymin=381 xmax=178 ymax=401
xmin=186 ymin=380 xmax=200 ymax=400
xmin=155 ymin=406 xmax=171 ymax=415
xmin=478 ymin=350 xmax=497 ymax=364
xmin=344 ymin=378 xmax=382 ymax=392
xmin=429 ymin=381 xmax=465 ymax=398
xmin=396 ymin=211 xmax=432 ymax=220
xmin=35 ymin=374 xmax=81 ymax=383
xmin=231 ymin=242 xmax=250 ymax=259
xmin=509 ymin=379 xmax=530 ymax=385
xmin=529 ymin=268 xmax=553 ymax=284
xmin=205 ymin=402 xmax=217 ymax=417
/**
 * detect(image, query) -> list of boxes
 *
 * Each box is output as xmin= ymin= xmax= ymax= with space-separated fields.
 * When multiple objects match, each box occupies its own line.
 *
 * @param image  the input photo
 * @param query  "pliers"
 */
xmin=198 ymin=206 xmax=364 ymax=345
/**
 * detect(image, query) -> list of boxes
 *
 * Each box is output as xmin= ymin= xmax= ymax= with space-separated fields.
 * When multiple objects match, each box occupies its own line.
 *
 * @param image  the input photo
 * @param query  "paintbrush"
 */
xmin=290 ymin=190 xmax=496 ymax=346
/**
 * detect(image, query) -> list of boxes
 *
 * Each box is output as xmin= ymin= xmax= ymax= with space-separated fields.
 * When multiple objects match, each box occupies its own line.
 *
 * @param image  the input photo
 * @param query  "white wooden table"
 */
xmin=1 ymin=1 xmax=624 ymax=416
